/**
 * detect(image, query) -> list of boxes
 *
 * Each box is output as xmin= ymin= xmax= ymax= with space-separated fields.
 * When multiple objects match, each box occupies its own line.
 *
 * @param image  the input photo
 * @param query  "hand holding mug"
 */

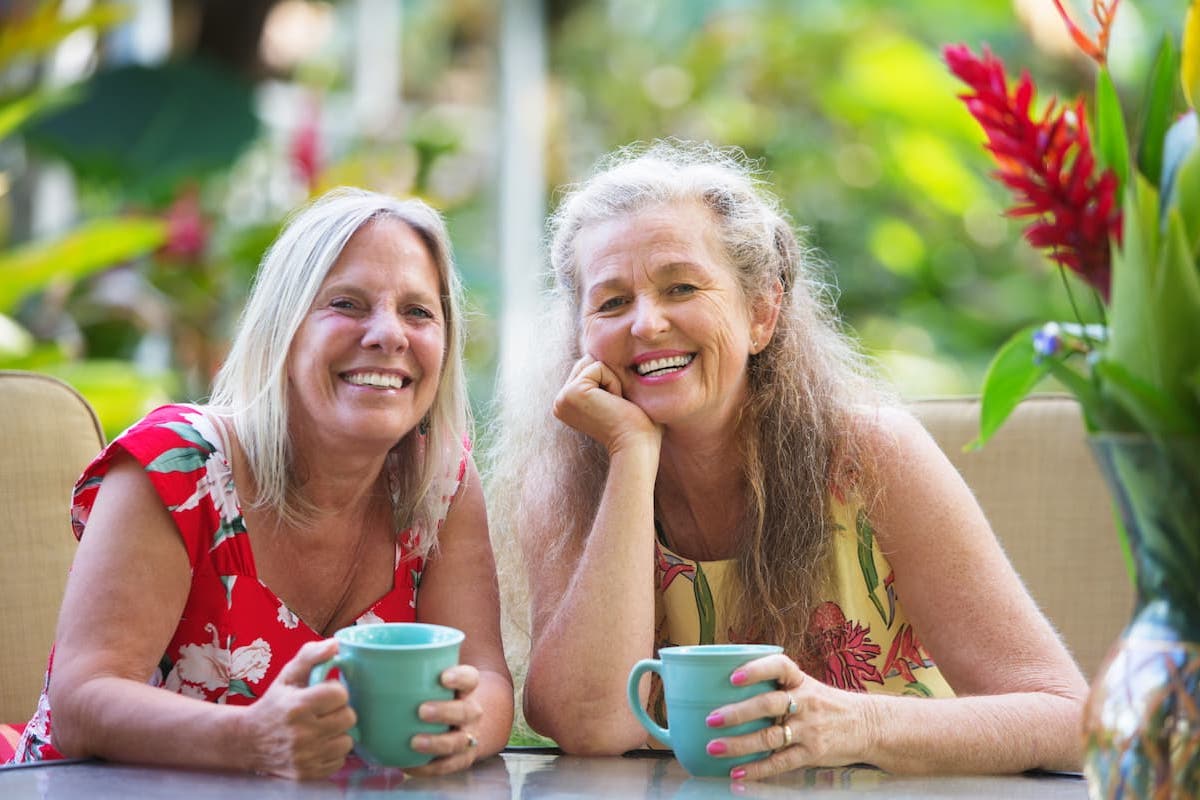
xmin=244 ymin=639 xmax=357 ymax=780
xmin=403 ymin=663 xmax=485 ymax=776
xmin=308 ymin=622 xmax=465 ymax=770
xmin=626 ymin=644 xmax=783 ymax=778
xmin=702 ymin=652 xmax=866 ymax=781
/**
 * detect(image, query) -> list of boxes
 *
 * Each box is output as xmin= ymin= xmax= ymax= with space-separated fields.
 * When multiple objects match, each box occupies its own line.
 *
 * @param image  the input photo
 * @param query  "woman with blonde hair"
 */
xmin=495 ymin=140 xmax=1085 ymax=778
xmin=7 ymin=187 xmax=513 ymax=778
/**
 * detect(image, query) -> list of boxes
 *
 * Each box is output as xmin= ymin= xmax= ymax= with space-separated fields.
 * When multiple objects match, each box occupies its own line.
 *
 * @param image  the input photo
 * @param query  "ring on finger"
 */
xmin=777 ymin=721 xmax=793 ymax=750
xmin=466 ymin=732 xmax=479 ymax=749
xmin=785 ymin=691 xmax=798 ymax=716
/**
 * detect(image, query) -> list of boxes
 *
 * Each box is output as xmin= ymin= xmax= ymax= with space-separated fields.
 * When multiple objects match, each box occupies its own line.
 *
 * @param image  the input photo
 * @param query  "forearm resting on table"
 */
xmin=858 ymin=690 xmax=1084 ymax=774
xmin=522 ymin=449 xmax=658 ymax=755
xmin=472 ymin=669 xmax=517 ymax=757
xmin=50 ymin=676 xmax=258 ymax=771
xmin=522 ymin=544 xmax=655 ymax=754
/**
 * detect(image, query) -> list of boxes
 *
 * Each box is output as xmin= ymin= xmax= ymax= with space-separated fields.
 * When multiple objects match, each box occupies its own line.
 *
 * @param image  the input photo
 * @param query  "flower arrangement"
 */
xmin=944 ymin=0 xmax=1200 ymax=447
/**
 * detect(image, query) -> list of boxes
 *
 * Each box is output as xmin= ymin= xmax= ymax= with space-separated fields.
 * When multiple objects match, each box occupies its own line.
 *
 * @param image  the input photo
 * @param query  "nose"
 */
xmin=629 ymin=295 xmax=669 ymax=341
xmin=360 ymin=309 xmax=409 ymax=352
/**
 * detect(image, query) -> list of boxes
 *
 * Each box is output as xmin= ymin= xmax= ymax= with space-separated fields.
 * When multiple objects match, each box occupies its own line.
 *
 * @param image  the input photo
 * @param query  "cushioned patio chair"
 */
xmin=910 ymin=393 xmax=1132 ymax=679
xmin=0 ymin=371 xmax=105 ymax=724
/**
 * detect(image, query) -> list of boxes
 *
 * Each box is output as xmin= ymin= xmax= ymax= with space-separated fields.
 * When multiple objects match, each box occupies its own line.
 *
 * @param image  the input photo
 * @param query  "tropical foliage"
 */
xmin=947 ymin=0 xmax=1200 ymax=445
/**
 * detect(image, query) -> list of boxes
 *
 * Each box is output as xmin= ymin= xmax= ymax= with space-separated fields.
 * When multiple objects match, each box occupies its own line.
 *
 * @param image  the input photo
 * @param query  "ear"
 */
xmin=749 ymin=278 xmax=784 ymax=354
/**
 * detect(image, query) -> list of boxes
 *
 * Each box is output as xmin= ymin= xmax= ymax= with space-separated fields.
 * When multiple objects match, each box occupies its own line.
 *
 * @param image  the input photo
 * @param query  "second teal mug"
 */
xmin=627 ymin=644 xmax=784 ymax=778
xmin=309 ymin=622 xmax=465 ymax=769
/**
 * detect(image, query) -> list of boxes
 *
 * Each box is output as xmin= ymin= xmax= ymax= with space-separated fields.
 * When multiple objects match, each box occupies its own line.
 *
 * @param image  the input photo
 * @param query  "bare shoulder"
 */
xmin=846 ymin=404 xmax=975 ymax=543
xmin=846 ymin=404 xmax=941 ymax=479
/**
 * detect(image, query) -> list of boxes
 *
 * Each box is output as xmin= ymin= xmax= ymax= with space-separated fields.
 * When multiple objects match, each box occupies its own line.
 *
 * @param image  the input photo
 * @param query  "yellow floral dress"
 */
xmin=651 ymin=492 xmax=954 ymax=725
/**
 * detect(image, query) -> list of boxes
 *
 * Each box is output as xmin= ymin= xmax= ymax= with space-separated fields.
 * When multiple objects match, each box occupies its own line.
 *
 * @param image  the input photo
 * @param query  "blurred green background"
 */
xmin=0 ymin=0 xmax=1186 ymax=440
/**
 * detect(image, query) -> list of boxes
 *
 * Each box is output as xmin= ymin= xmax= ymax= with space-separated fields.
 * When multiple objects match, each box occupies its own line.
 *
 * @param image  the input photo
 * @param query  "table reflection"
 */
xmin=0 ymin=750 xmax=1087 ymax=799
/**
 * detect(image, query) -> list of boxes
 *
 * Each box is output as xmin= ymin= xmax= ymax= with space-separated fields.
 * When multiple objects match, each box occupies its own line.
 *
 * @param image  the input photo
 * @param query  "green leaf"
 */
xmin=1135 ymin=34 xmax=1179 ymax=186
xmin=968 ymin=325 xmax=1052 ymax=450
xmin=1043 ymin=358 xmax=1107 ymax=431
xmin=146 ymin=447 xmax=206 ymax=474
xmin=692 ymin=562 xmax=716 ymax=645
xmin=1149 ymin=206 xmax=1200 ymax=422
xmin=1094 ymin=358 xmax=1199 ymax=435
xmin=0 ymin=217 xmax=168 ymax=313
xmin=1106 ymin=175 xmax=1160 ymax=384
xmin=1095 ymin=69 xmax=1130 ymax=192
xmin=24 ymin=59 xmax=259 ymax=202
xmin=161 ymin=421 xmax=216 ymax=454
xmin=855 ymin=510 xmax=887 ymax=623
xmin=227 ymin=679 xmax=256 ymax=700
xmin=1169 ymin=135 xmax=1200 ymax=259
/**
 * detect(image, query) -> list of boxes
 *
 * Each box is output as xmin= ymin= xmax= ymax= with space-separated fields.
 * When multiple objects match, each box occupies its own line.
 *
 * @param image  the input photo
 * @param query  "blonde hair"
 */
xmin=211 ymin=187 xmax=469 ymax=556
xmin=490 ymin=140 xmax=891 ymax=660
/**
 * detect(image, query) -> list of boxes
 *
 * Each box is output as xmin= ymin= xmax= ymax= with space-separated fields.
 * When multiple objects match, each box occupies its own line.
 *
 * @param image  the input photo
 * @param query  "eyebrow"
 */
xmin=317 ymin=280 xmax=441 ymax=306
xmin=584 ymin=261 xmax=704 ymax=294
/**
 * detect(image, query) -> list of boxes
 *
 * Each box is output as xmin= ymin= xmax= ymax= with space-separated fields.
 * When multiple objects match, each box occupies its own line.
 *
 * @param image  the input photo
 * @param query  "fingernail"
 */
xmin=731 ymin=767 xmax=747 ymax=780
xmin=706 ymin=740 xmax=727 ymax=756
xmin=418 ymin=704 xmax=435 ymax=721
xmin=730 ymin=669 xmax=748 ymax=685
xmin=706 ymin=712 xmax=725 ymax=727
xmin=412 ymin=735 xmax=430 ymax=751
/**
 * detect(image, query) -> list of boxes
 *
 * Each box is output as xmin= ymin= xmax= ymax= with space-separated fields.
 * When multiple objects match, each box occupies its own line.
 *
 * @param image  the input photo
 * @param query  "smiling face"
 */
xmin=286 ymin=217 xmax=445 ymax=453
xmin=575 ymin=201 xmax=777 ymax=432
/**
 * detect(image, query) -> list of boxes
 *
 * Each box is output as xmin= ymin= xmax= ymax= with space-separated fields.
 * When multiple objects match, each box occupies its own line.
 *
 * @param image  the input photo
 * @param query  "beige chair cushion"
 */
xmin=0 ymin=371 xmax=104 ymax=723
xmin=909 ymin=394 xmax=1132 ymax=678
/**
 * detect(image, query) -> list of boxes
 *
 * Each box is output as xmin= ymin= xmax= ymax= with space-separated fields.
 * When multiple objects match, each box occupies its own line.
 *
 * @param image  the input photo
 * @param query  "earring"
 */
xmin=751 ymin=339 xmax=759 ymax=352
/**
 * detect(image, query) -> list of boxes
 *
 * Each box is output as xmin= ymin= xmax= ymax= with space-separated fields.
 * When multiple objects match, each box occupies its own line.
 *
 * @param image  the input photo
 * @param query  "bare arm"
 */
xmin=48 ymin=455 xmax=355 ymax=779
xmin=859 ymin=406 xmax=1086 ymax=772
xmin=521 ymin=357 xmax=662 ymax=754
xmin=412 ymin=457 xmax=515 ymax=772
xmin=708 ymin=408 xmax=1087 ymax=776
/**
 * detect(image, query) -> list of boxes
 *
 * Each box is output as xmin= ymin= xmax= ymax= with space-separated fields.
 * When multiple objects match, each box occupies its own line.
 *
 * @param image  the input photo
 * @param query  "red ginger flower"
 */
xmin=944 ymin=44 xmax=1121 ymax=301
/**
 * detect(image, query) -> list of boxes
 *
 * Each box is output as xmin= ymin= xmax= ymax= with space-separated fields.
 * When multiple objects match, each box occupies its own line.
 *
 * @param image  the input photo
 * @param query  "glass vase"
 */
xmin=1083 ymin=434 xmax=1200 ymax=799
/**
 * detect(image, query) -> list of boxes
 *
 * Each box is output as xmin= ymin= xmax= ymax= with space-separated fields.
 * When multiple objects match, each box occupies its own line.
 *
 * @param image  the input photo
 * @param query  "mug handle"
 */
xmin=627 ymin=658 xmax=670 ymax=747
xmin=308 ymin=655 xmax=360 ymax=743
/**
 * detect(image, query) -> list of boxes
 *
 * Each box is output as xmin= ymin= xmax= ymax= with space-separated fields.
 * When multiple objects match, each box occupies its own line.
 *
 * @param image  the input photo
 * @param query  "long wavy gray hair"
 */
xmin=211 ymin=187 xmax=469 ymax=557
xmin=490 ymin=140 xmax=890 ymax=661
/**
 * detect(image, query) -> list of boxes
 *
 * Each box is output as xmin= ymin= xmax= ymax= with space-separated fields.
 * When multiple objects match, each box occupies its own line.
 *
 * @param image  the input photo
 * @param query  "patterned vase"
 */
xmin=1082 ymin=434 xmax=1200 ymax=799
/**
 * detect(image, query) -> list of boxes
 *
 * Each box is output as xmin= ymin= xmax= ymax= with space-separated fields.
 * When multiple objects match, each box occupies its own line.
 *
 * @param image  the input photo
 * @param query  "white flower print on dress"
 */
xmin=175 ymin=409 xmax=240 ymax=527
xmin=277 ymin=601 xmax=300 ymax=630
xmin=356 ymin=610 xmax=384 ymax=625
xmin=166 ymin=623 xmax=272 ymax=702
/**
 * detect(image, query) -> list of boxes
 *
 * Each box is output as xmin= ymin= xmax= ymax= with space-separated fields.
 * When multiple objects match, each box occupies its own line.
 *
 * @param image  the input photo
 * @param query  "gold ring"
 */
xmin=778 ymin=721 xmax=793 ymax=750
xmin=466 ymin=732 xmax=479 ymax=749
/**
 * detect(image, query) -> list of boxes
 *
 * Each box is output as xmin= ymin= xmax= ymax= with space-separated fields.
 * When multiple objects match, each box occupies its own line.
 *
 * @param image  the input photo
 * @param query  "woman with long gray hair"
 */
xmin=494 ymin=140 xmax=1084 ymax=778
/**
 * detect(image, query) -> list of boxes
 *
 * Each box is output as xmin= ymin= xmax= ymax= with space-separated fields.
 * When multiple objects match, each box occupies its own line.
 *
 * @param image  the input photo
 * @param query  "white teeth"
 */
xmin=635 ymin=355 xmax=694 ymax=376
xmin=344 ymin=371 xmax=408 ymax=389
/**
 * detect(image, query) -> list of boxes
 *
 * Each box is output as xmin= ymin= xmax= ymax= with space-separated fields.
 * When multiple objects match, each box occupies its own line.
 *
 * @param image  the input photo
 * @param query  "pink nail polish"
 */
xmin=706 ymin=740 xmax=727 ymax=756
xmin=730 ymin=669 xmax=748 ymax=685
xmin=706 ymin=712 xmax=725 ymax=727
xmin=731 ymin=767 xmax=747 ymax=780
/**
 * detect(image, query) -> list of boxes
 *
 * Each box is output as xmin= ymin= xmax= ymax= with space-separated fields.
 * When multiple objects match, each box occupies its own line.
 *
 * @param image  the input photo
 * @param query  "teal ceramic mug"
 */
xmin=627 ymin=644 xmax=784 ymax=778
xmin=308 ymin=622 xmax=465 ymax=768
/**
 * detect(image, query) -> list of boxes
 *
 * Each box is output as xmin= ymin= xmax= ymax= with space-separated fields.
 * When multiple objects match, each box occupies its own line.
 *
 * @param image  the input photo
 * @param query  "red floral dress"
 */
xmin=6 ymin=404 xmax=465 ymax=764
